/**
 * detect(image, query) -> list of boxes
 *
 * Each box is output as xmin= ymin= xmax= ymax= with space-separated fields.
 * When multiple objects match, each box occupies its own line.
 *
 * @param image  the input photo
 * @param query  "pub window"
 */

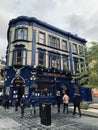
xmin=72 ymin=43 xmax=77 ymax=54
xmin=13 ymin=50 xmax=26 ymax=65
xmin=62 ymin=40 xmax=67 ymax=51
xmin=79 ymin=45 xmax=84 ymax=55
xmin=49 ymin=55 xmax=60 ymax=69
xmin=74 ymin=60 xmax=79 ymax=73
xmin=48 ymin=35 xmax=60 ymax=49
xmin=9 ymin=31 xmax=12 ymax=43
xmin=15 ymin=27 xmax=28 ymax=40
xmin=63 ymin=57 xmax=69 ymax=71
xmin=38 ymin=52 xmax=45 ymax=66
xmin=39 ymin=32 xmax=45 ymax=44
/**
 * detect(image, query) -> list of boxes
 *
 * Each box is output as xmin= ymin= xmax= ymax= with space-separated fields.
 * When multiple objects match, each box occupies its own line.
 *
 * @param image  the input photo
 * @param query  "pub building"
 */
xmin=4 ymin=16 xmax=92 ymax=105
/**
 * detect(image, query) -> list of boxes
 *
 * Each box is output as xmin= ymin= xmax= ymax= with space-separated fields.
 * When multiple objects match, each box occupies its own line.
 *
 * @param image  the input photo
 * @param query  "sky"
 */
xmin=0 ymin=0 xmax=98 ymax=59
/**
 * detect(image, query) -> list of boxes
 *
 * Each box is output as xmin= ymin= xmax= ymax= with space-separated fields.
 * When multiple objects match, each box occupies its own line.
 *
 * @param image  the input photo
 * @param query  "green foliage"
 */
xmin=80 ymin=101 xmax=89 ymax=109
xmin=74 ymin=42 xmax=98 ymax=89
xmin=0 ymin=68 xmax=5 ymax=78
xmin=0 ymin=85 xmax=4 ymax=89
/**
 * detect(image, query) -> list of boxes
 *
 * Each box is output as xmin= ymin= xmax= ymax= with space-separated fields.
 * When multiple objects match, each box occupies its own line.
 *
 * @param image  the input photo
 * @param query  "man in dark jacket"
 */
xmin=56 ymin=91 xmax=62 ymax=113
xmin=20 ymin=95 xmax=26 ymax=118
xmin=73 ymin=93 xmax=81 ymax=117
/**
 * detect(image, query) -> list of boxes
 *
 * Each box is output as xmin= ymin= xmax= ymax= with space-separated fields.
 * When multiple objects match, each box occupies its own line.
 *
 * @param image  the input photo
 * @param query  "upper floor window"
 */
xmin=79 ymin=45 xmax=84 ymax=55
xmin=39 ymin=32 xmax=45 ymax=44
xmin=9 ymin=31 xmax=12 ymax=43
xmin=13 ymin=50 xmax=26 ymax=66
xmin=38 ymin=52 xmax=45 ymax=66
xmin=48 ymin=35 xmax=60 ymax=49
xmin=49 ymin=55 xmax=60 ymax=70
xmin=62 ymin=40 xmax=67 ymax=51
xmin=63 ymin=57 xmax=69 ymax=71
xmin=74 ymin=60 xmax=79 ymax=73
xmin=15 ymin=27 xmax=28 ymax=40
xmin=72 ymin=43 xmax=77 ymax=54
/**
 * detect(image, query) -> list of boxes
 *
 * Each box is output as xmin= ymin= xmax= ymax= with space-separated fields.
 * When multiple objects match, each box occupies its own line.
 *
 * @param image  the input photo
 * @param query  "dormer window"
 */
xmin=15 ymin=27 xmax=28 ymax=40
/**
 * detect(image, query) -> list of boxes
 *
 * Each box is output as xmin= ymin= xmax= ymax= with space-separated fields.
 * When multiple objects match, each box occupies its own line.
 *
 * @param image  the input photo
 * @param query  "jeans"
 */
xmin=63 ymin=103 xmax=68 ymax=114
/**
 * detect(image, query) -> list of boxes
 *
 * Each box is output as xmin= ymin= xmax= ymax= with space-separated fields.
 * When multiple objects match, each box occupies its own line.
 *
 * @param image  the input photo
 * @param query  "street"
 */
xmin=0 ymin=105 xmax=98 ymax=130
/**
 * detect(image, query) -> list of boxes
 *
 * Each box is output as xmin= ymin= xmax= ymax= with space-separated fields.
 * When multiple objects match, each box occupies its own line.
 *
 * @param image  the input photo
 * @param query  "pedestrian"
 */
xmin=20 ymin=95 xmax=26 ymax=118
xmin=30 ymin=92 xmax=36 ymax=115
xmin=3 ymin=94 xmax=10 ymax=109
xmin=56 ymin=91 xmax=62 ymax=113
xmin=73 ymin=93 xmax=81 ymax=117
xmin=15 ymin=99 xmax=19 ymax=111
xmin=6 ymin=95 xmax=10 ymax=109
xmin=62 ymin=91 xmax=69 ymax=114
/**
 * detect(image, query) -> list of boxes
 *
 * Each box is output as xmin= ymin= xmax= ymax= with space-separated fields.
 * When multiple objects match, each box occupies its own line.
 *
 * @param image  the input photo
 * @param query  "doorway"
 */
xmin=12 ymin=77 xmax=25 ymax=101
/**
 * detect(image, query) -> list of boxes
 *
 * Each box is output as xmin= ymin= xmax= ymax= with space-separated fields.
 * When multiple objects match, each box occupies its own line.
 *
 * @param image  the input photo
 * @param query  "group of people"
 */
xmin=2 ymin=90 xmax=81 ymax=118
xmin=56 ymin=90 xmax=81 ymax=117
xmin=14 ymin=92 xmax=37 ymax=118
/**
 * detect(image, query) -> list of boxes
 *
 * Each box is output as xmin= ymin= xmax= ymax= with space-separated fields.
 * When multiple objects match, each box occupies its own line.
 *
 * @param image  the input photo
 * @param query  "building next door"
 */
xmin=11 ymin=76 xmax=25 ymax=105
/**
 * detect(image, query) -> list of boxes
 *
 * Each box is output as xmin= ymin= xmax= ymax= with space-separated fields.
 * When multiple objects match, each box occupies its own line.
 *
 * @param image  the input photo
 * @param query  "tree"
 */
xmin=75 ymin=42 xmax=98 ymax=89
xmin=86 ymin=42 xmax=98 ymax=88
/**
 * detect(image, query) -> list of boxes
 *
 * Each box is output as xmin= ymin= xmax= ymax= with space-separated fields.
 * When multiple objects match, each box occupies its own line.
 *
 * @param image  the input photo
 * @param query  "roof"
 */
xmin=8 ymin=16 xmax=87 ymax=43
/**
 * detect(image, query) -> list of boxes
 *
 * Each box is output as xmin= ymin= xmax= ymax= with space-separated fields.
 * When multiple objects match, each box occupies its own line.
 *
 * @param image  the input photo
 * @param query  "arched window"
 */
xmin=15 ymin=27 xmax=28 ymax=40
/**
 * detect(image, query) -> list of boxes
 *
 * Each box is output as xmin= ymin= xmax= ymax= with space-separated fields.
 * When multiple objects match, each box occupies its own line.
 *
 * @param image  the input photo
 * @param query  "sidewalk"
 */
xmin=0 ymin=105 xmax=98 ymax=130
xmin=69 ymin=103 xmax=98 ymax=117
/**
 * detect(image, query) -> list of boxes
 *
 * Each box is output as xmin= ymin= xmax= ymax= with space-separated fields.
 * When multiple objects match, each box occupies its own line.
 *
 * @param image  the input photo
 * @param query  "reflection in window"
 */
xmin=49 ymin=55 xmax=60 ymax=69
xmin=63 ymin=57 xmax=69 ymax=71
xmin=39 ymin=32 xmax=45 ymax=44
xmin=74 ymin=60 xmax=79 ymax=73
xmin=15 ymin=27 xmax=28 ymax=40
xmin=79 ymin=45 xmax=84 ymax=55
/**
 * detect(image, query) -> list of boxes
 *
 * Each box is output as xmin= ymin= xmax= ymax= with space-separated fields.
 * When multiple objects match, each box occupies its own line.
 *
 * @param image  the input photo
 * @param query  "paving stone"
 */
xmin=0 ymin=106 xmax=98 ymax=130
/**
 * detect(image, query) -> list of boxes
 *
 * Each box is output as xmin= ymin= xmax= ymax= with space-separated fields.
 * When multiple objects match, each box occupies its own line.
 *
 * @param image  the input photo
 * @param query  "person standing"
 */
xmin=62 ymin=91 xmax=69 ymax=114
xmin=56 ymin=91 xmax=62 ymax=113
xmin=73 ymin=93 xmax=81 ymax=117
xmin=30 ymin=92 xmax=36 ymax=115
xmin=20 ymin=95 xmax=26 ymax=118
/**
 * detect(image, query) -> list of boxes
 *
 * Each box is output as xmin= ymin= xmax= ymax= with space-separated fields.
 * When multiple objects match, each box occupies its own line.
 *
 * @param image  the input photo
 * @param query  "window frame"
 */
xmin=15 ymin=27 xmax=28 ymax=41
xmin=48 ymin=35 xmax=60 ymax=49
xmin=62 ymin=40 xmax=67 ymax=51
xmin=38 ymin=31 xmax=45 ymax=44
xmin=38 ymin=52 xmax=45 ymax=66
xmin=13 ymin=49 xmax=27 ymax=66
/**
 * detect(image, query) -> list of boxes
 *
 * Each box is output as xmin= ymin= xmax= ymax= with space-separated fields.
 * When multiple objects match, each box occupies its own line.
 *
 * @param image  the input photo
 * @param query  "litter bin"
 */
xmin=40 ymin=101 xmax=51 ymax=126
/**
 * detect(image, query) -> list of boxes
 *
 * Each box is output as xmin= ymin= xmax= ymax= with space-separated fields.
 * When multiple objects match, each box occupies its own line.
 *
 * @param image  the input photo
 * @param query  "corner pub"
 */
xmin=4 ymin=16 xmax=92 ymax=105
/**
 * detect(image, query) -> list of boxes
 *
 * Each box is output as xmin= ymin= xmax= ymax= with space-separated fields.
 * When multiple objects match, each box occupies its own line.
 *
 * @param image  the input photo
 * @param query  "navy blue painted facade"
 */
xmin=4 ymin=16 xmax=92 ymax=105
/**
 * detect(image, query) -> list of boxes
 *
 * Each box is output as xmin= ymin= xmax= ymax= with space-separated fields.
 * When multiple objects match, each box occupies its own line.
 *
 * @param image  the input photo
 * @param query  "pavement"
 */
xmin=0 ymin=104 xmax=98 ymax=130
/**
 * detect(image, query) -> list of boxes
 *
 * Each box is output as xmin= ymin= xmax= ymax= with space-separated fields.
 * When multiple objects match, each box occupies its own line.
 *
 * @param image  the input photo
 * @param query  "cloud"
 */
xmin=1 ymin=0 xmax=98 ymax=57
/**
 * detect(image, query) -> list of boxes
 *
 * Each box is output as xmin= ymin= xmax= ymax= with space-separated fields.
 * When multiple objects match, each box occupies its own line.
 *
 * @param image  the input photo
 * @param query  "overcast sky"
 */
xmin=0 ymin=0 xmax=98 ymax=58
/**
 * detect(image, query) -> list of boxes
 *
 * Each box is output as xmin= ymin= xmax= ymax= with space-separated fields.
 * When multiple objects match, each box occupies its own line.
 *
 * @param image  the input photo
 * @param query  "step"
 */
xmin=89 ymin=103 xmax=98 ymax=109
